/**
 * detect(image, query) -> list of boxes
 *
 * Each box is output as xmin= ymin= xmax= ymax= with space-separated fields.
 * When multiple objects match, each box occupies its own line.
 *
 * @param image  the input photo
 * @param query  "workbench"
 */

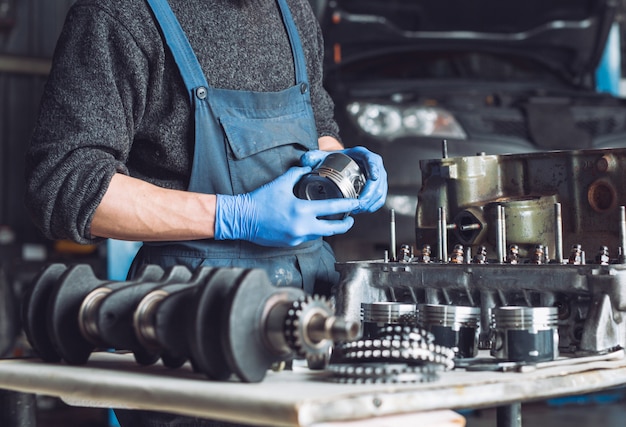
xmin=0 ymin=351 xmax=625 ymax=426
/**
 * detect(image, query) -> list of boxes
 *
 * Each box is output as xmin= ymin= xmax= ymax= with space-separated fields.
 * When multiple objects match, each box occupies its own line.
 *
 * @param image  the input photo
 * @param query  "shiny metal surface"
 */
xmin=334 ymin=260 xmax=626 ymax=354
xmin=77 ymin=288 xmax=112 ymax=347
xmin=133 ymin=289 xmax=169 ymax=352
xmin=416 ymin=148 xmax=626 ymax=260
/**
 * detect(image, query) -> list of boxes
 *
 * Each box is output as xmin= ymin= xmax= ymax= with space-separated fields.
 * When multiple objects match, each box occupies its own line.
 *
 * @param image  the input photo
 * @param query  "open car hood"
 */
xmin=320 ymin=0 xmax=618 ymax=86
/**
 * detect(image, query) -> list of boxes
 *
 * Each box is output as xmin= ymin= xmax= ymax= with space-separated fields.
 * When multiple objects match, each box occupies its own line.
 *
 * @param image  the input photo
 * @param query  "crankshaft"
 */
xmin=22 ymin=263 xmax=359 ymax=382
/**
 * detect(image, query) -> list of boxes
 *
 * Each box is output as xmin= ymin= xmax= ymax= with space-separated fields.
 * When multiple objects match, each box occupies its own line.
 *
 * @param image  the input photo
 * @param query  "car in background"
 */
xmin=316 ymin=0 xmax=626 ymax=261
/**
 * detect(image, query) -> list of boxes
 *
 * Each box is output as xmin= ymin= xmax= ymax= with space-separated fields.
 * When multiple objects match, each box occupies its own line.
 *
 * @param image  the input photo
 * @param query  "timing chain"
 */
xmin=326 ymin=325 xmax=455 ymax=383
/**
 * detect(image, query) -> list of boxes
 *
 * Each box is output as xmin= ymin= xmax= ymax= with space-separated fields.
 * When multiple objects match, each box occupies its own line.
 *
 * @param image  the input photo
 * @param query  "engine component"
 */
xmin=47 ymin=263 xmax=165 ymax=365
xmin=21 ymin=263 xmax=68 ymax=362
xmin=416 ymin=148 xmax=626 ymax=260
xmin=326 ymin=362 xmax=440 ymax=384
xmin=335 ymin=259 xmax=626 ymax=354
xmin=133 ymin=267 xmax=217 ymax=368
xmin=22 ymin=264 xmax=359 ymax=383
xmin=334 ymin=148 xmax=626 ymax=357
xmin=360 ymin=301 xmax=416 ymax=338
xmin=294 ymin=152 xmax=366 ymax=219
xmin=490 ymin=306 xmax=559 ymax=363
xmin=332 ymin=325 xmax=455 ymax=375
xmin=418 ymin=304 xmax=480 ymax=359
xmin=82 ymin=265 xmax=193 ymax=365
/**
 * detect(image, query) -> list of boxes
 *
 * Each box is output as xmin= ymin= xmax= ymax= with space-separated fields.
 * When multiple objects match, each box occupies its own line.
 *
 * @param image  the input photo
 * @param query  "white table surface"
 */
xmin=0 ymin=351 xmax=624 ymax=426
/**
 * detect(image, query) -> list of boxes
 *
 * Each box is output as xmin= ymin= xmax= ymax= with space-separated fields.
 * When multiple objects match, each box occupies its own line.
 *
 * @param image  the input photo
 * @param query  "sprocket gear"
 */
xmin=284 ymin=295 xmax=335 ymax=360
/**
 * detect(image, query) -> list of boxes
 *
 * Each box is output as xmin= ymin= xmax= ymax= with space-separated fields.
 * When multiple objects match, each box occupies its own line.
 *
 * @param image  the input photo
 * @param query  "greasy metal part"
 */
xmin=568 ymin=244 xmax=583 ymax=265
xmin=333 ymin=325 xmax=455 ymax=371
xmin=79 ymin=288 xmax=114 ymax=347
xmin=133 ymin=289 xmax=169 ymax=353
xmin=218 ymin=269 xmax=359 ymax=382
xmin=96 ymin=265 xmax=194 ymax=366
xmin=333 ymin=260 xmax=626 ymax=354
xmin=457 ymin=347 xmax=625 ymax=373
xmin=517 ymin=347 xmax=625 ymax=373
xmin=418 ymin=244 xmax=432 ymax=263
xmin=361 ymin=302 xmax=416 ymax=324
xmin=21 ymin=264 xmax=68 ymax=362
xmin=506 ymin=244 xmax=519 ymax=264
xmin=309 ymin=314 xmax=359 ymax=344
xmin=399 ymin=244 xmax=413 ymax=262
xmin=26 ymin=263 xmax=358 ymax=383
xmin=222 ymin=270 xmax=299 ymax=382
xmin=264 ymin=292 xmax=303 ymax=357
xmin=620 ymin=206 xmax=626 ymax=264
xmin=472 ymin=246 xmax=488 ymax=264
xmin=283 ymin=295 xmax=360 ymax=370
xmin=389 ymin=209 xmax=397 ymax=262
xmin=449 ymin=244 xmax=464 ymax=264
xmin=417 ymin=148 xmax=626 ymax=259
xmin=490 ymin=306 xmax=559 ymax=362
xmin=47 ymin=264 xmax=165 ymax=365
xmin=402 ymin=148 xmax=626 ymax=358
xmin=418 ymin=304 xmax=480 ymax=358
xmin=530 ymin=245 xmax=545 ymax=265
xmin=554 ymin=203 xmax=564 ymax=264
xmin=76 ymin=264 xmax=167 ymax=352
xmin=285 ymin=296 xmax=333 ymax=357
xmin=325 ymin=362 xmax=440 ymax=383
xmin=361 ymin=302 xmax=416 ymax=338
xmin=147 ymin=266 xmax=217 ymax=369
xmin=596 ymin=246 xmax=610 ymax=265
xmin=438 ymin=207 xmax=447 ymax=262
xmin=284 ymin=296 xmax=360 ymax=371
xmin=464 ymin=246 xmax=472 ymax=264
xmin=441 ymin=139 xmax=448 ymax=159
xmin=191 ymin=268 xmax=255 ymax=380
xmin=496 ymin=205 xmax=506 ymax=263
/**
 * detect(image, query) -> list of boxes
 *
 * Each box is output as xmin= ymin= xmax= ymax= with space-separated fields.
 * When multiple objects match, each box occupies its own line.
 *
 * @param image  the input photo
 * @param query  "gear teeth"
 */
xmin=284 ymin=295 xmax=334 ymax=360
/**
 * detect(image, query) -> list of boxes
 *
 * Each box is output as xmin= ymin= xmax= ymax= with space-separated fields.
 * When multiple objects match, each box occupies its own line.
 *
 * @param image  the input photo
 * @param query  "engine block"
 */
xmin=333 ymin=147 xmax=626 ymax=355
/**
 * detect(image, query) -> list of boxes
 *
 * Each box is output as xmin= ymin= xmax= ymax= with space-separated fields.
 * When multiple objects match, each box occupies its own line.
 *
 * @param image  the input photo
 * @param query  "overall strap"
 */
xmin=145 ymin=0 xmax=208 ymax=100
xmin=276 ymin=0 xmax=309 ymax=84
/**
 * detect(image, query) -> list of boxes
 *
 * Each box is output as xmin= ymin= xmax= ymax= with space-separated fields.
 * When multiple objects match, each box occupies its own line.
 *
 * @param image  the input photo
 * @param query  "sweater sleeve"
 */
xmin=25 ymin=4 xmax=151 ymax=243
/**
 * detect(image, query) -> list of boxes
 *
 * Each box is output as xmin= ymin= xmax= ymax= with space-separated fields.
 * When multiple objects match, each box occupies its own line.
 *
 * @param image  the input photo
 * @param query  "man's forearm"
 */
xmin=90 ymin=173 xmax=217 ymax=241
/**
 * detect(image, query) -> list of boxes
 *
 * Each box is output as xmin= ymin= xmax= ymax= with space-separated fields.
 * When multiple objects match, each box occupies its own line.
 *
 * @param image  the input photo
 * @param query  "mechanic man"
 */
xmin=25 ymin=0 xmax=386 ymax=425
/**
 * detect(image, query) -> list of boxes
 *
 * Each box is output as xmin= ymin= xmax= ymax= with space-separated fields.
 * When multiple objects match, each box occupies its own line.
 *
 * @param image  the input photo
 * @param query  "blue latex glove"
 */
xmin=300 ymin=146 xmax=388 ymax=214
xmin=214 ymin=166 xmax=360 ymax=247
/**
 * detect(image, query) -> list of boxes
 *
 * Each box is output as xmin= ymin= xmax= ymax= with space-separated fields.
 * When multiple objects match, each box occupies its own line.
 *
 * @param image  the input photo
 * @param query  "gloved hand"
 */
xmin=300 ymin=146 xmax=387 ymax=214
xmin=214 ymin=166 xmax=360 ymax=247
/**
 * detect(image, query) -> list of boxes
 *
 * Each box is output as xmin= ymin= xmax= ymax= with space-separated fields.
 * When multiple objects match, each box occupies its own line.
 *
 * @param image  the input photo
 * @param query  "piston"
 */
xmin=490 ymin=306 xmax=559 ymax=362
xmin=360 ymin=302 xmax=417 ymax=338
xmin=418 ymin=304 xmax=480 ymax=358
xmin=294 ymin=152 xmax=366 ymax=219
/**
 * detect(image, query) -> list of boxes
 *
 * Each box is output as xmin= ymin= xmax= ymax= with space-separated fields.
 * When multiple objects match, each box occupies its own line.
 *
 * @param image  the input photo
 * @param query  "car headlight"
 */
xmin=347 ymin=102 xmax=467 ymax=141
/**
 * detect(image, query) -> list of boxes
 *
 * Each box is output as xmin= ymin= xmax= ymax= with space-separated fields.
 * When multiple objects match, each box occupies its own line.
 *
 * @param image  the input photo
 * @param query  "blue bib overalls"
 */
xmin=130 ymin=0 xmax=338 ymax=296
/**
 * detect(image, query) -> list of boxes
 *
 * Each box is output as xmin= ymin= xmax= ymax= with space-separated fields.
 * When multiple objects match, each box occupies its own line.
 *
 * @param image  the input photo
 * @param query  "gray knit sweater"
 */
xmin=25 ymin=0 xmax=339 ymax=244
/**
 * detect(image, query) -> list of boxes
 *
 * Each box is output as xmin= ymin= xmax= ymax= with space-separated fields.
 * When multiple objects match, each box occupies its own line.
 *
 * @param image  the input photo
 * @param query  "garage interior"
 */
xmin=4 ymin=1 xmax=626 ymax=426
